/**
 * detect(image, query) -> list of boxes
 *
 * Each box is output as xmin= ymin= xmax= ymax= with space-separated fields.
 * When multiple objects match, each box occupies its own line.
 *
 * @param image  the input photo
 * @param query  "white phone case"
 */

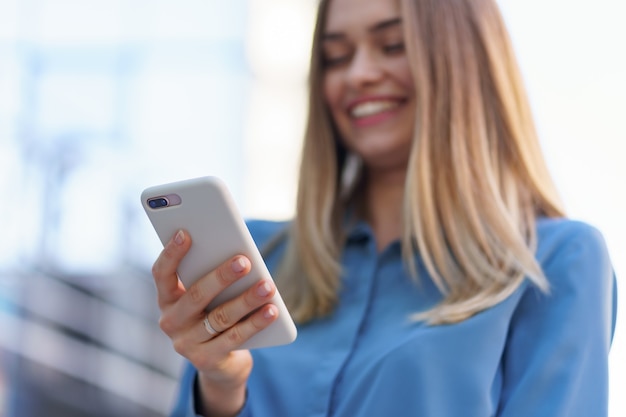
xmin=141 ymin=176 xmax=297 ymax=349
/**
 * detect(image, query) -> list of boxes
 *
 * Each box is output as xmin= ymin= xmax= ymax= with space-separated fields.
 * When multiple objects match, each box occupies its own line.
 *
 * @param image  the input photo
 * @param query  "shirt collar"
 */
xmin=345 ymin=220 xmax=373 ymax=244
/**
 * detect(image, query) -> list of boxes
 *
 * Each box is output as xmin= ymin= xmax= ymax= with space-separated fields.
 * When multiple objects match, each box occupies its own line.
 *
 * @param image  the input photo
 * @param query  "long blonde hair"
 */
xmin=273 ymin=0 xmax=564 ymax=325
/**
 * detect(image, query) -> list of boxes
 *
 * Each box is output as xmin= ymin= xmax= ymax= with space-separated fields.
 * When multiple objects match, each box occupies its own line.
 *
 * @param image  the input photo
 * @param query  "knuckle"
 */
xmin=172 ymin=338 xmax=188 ymax=356
xmin=250 ymin=314 xmax=267 ymax=331
xmin=243 ymin=289 xmax=258 ymax=310
xmin=151 ymin=261 xmax=162 ymax=278
xmin=161 ymin=243 xmax=179 ymax=261
xmin=187 ymin=282 xmax=204 ymax=304
xmin=158 ymin=315 xmax=176 ymax=335
xmin=193 ymin=353 xmax=216 ymax=371
xmin=212 ymin=307 xmax=230 ymax=329
xmin=215 ymin=265 xmax=231 ymax=286
xmin=152 ymin=243 xmax=183 ymax=278
xmin=226 ymin=326 xmax=244 ymax=345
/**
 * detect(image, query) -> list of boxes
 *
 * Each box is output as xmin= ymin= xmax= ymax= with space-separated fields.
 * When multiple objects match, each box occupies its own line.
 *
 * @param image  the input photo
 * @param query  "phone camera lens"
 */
xmin=148 ymin=198 xmax=169 ymax=209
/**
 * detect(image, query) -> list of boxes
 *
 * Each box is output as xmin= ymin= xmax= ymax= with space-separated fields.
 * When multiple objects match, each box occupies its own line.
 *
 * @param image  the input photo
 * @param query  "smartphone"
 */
xmin=140 ymin=176 xmax=297 ymax=349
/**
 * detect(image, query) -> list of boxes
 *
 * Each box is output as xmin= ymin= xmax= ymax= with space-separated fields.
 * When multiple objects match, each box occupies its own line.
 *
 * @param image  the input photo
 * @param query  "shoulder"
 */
xmin=244 ymin=218 xmax=290 ymax=247
xmin=511 ymin=217 xmax=618 ymax=348
xmin=532 ymin=217 xmax=615 ymax=323
xmin=535 ymin=217 xmax=611 ymax=271
xmin=500 ymin=218 xmax=616 ymax=413
xmin=244 ymin=219 xmax=291 ymax=268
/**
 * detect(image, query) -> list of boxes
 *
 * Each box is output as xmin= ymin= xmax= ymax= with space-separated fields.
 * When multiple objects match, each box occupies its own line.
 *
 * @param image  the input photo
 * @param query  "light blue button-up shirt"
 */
xmin=171 ymin=217 xmax=618 ymax=417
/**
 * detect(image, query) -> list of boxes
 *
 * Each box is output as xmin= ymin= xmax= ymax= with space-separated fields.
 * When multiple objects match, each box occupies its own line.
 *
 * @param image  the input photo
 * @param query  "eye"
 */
xmin=321 ymin=40 xmax=353 ymax=69
xmin=383 ymin=42 xmax=405 ymax=54
xmin=323 ymin=54 xmax=351 ymax=68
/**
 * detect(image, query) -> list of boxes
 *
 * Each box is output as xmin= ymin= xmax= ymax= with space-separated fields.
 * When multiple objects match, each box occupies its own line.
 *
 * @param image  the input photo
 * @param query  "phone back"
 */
xmin=141 ymin=176 xmax=297 ymax=349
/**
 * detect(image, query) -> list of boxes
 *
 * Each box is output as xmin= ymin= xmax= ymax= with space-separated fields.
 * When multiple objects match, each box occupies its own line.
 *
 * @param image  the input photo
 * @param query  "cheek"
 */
xmin=386 ymin=56 xmax=415 ymax=95
xmin=398 ymin=63 xmax=415 ymax=96
xmin=322 ymin=73 xmax=343 ymax=114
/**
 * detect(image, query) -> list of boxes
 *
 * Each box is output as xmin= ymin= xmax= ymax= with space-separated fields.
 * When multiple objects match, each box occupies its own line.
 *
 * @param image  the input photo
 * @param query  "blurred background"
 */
xmin=0 ymin=0 xmax=623 ymax=416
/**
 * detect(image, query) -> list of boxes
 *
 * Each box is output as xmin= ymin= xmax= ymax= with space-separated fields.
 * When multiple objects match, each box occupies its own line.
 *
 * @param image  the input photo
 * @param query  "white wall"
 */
xmin=497 ymin=2 xmax=625 ymax=415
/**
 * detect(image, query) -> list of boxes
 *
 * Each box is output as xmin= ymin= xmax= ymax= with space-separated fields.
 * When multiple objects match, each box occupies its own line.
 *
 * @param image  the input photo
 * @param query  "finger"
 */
xmin=206 ymin=279 xmax=276 ymax=334
xmin=152 ymin=229 xmax=191 ymax=307
xmin=180 ymin=255 xmax=252 ymax=316
xmin=168 ymin=311 xmax=221 ymax=358
xmin=210 ymin=304 xmax=279 ymax=351
xmin=203 ymin=314 xmax=220 ymax=338
xmin=161 ymin=255 xmax=252 ymax=330
xmin=179 ymin=276 xmax=276 ymax=345
xmin=169 ymin=282 xmax=276 ymax=357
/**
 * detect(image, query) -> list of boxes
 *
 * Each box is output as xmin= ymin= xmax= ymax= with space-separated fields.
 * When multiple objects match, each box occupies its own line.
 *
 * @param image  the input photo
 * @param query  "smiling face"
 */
xmin=321 ymin=0 xmax=416 ymax=172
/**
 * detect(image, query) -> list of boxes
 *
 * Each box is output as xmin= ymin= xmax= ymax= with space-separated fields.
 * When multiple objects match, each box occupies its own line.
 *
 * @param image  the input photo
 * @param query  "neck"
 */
xmin=360 ymin=167 xmax=406 ymax=252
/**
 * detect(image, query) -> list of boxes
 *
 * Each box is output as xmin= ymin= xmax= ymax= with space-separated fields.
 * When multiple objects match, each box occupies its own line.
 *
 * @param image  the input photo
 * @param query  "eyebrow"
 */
xmin=322 ymin=17 xmax=402 ymax=41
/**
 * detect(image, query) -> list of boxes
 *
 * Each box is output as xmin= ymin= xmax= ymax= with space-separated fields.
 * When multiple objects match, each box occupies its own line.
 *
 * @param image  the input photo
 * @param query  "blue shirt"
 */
xmin=171 ymin=217 xmax=618 ymax=417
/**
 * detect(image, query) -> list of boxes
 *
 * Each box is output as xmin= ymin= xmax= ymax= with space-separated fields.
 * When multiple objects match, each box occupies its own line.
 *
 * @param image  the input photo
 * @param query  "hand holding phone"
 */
xmin=141 ymin=176 xmax=297 ymax=350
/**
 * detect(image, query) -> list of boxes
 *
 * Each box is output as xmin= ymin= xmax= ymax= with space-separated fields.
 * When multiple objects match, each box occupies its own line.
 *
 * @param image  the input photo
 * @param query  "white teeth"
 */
xmin=351 ymin=101 xmax=399 ymax=118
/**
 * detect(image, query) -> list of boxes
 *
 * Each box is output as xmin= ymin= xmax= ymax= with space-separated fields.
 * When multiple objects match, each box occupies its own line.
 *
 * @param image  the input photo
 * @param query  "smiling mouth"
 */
xmin=350 ymin=100 xmax=402 ymax=119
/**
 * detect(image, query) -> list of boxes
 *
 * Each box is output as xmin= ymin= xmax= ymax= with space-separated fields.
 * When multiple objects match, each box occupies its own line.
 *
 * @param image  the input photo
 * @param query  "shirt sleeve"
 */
xmin=497 ymin=223 xmax=617 ymax=417
xmin=169 ymin=362 xmax=200 ymax=417
xmin=169 ymin=361 xmax=253 ymax=417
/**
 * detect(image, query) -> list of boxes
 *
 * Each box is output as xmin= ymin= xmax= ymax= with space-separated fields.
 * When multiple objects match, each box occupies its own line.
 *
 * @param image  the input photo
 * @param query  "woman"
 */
xmin=152 ymin=0 xmax=618 ymax=416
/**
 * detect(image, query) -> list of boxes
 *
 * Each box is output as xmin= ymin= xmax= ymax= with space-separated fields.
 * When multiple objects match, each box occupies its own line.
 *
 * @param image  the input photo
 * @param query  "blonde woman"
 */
xmin=151 ymin=0 xmax=618 ymax=416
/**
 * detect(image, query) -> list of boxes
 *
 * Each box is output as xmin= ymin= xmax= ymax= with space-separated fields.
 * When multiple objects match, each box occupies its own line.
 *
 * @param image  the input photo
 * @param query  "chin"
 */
xmin=358 ymin=150 xmax=411 ymax=173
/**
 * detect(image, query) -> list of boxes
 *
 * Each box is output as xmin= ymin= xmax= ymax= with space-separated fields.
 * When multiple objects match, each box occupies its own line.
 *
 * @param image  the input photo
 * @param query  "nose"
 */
xmin=345 ymin=48 xmax=383 ymax=88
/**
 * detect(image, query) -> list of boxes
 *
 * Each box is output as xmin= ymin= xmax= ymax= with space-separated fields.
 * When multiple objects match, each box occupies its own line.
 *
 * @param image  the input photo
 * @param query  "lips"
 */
xmin=346 ymin=97 xmax=405 ymax=127
xmin=350 ymin=100 xmax=401 ymax=118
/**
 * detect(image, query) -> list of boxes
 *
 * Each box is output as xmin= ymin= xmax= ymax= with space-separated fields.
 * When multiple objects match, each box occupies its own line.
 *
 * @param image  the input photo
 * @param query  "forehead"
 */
xmin=323 ymin=0 xmax=401 ymax=32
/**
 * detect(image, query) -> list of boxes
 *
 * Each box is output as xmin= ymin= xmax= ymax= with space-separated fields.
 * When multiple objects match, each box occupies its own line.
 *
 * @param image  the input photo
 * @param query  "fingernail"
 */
xmin=263 ymin=306 xmax=276 ymax=319
xmin=257 ymin=281 xmax=271 ymax=297
xmin=232 ymin=257 xmax=247 ymax=273
xmin=174 ymin=230 xmax=185 ymax=245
